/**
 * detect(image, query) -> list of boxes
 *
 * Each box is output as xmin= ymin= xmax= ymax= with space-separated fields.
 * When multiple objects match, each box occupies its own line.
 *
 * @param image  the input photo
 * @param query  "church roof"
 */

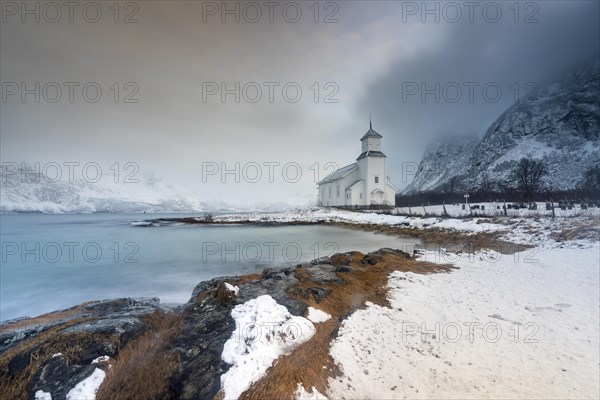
xmin=360 ymin=128 xmax=382 ymax=141
xmin=318 ymin=163 xmax=357 ymax=184
xmin=356 ymin=150 xmax=386 ymax=160
xmin=346 ymin=179 xmax=363 ymax=190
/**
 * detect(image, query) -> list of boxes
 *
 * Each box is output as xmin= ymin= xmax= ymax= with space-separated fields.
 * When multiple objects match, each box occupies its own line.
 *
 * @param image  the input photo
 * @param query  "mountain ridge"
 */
xmin=403 ymin=57 xmax=600 ymax=195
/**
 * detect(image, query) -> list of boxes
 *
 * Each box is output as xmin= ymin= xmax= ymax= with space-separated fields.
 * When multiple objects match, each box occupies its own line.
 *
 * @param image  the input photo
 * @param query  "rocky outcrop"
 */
xmin=404 ymin=57 xmax=600 ymax=194
xmin=0 ymin=249 xmax=417 ymax=399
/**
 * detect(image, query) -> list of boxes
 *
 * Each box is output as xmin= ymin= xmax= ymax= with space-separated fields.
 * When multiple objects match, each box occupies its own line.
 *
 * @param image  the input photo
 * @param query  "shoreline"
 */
xmin=2 ymin=210 xmax=598 ymax=399
xmin=0 ymin=247 xmax=448 ymax=399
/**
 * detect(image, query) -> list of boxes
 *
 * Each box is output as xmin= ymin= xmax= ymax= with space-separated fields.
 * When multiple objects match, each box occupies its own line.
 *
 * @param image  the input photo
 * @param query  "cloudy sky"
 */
xmin=1 ymin=1 xmax=598 ymax=206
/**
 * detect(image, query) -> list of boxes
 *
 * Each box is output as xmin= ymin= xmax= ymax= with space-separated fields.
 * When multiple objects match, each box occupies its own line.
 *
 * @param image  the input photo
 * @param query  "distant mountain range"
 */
xmin=403 ymin=57 xmax=600 ymax=195
xmin=0 ymin=166 xmax=207 ymax=213
xmin=0 ymin=166 xmax=313 ymax=214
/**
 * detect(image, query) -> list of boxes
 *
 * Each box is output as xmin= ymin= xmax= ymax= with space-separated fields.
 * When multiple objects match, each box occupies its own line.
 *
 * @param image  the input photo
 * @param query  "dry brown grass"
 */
xmin=239 ymin=251 xmax=450 ymax=400
xmin=0 ymin=317 xmax=111 ymax=400
xmin=550 ymin=219 xmax=600 ymax=242
xmin=96 ymin=311 xmax=183 ymax=400
xmin=327 ymin=221 xmax=524 ymax=254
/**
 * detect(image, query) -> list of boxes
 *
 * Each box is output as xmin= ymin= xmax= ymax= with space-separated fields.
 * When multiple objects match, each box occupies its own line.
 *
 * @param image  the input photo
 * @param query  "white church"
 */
xmin=318 ymin=121 xmax=397 ymax=207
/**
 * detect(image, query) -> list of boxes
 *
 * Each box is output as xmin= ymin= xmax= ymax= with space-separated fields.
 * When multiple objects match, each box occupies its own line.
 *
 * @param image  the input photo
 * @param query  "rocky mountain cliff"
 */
xmin=403 ymin=57 xmax=600 ymax=194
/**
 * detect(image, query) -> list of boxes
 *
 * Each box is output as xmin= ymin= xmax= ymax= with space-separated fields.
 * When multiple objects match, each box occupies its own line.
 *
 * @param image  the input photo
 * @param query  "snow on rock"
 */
xmin=306 ymin=307 xmax=332 ymax=323
xmin=220 ymin=295 xmax=316 ymax=399
xmin=65 ymin=368 xmax=106 ymax=400
xmin=224 ymin=282 xmax=240 ymax=296
xmin=91 ymin=355 xmax=110 ymax=364
xmin=328 ymin=244 xmax=600 ymax=399
xmin=295 ymin=383 xmax=328 ymax=400
xmin=34 ymin=391 xmax=52 ymax=400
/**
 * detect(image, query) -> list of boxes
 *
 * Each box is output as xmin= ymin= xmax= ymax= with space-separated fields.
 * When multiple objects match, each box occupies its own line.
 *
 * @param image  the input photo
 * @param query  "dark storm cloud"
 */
xmin=1 ymin=1 xmax=598 ymax=200
xmin=357 ymin=1 xmax=600 ymax=188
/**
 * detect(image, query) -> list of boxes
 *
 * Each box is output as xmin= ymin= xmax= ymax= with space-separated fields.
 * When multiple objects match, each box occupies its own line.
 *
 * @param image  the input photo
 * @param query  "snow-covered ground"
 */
xmin=212 ymin=207 xmax=598 ymax=247
xmin=328 ymin=244 xmax=600 ymax=399
xmin=214 ymin=208 xmax=599 ymax=399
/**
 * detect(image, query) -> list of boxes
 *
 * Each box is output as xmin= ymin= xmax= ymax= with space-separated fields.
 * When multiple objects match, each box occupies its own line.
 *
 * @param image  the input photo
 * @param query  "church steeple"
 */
xmin=370 ymin=114 xmax=372 ymax=130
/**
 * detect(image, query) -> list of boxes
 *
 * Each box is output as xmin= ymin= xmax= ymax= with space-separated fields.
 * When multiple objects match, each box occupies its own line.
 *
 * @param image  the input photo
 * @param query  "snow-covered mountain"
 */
xmin=403 ymin=135 xmax=479 ymax=194
xmin=0 ymin=166 xmax=210 ymax=213
xmin=404 ymin=57 xmax=600 ymax=194
xmin=0 ymin=165 xmax=316 ymax=214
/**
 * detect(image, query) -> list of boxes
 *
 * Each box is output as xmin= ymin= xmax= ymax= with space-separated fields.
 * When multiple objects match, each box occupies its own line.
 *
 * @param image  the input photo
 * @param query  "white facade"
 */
xmin=318 ymin=123 xmax=397 ymax=207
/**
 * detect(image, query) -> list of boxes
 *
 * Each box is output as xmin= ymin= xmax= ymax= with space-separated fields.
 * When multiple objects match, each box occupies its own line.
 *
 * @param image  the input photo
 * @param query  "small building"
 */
xmin=317 ymin=121 xmax=397 ymax=207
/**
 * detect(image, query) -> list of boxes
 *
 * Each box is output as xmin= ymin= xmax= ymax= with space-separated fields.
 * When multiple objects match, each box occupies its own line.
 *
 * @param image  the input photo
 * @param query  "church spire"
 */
xmin=370 ymin=114 xmax=372 ymax=130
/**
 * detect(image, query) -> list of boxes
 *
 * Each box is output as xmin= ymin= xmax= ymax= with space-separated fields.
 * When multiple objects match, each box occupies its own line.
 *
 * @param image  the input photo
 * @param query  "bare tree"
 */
xmin=443 ymin=176 xmax=459 ymax=194
xmin=511 ymin=158 xmax=547 ymax=202
xmin=479 ymin=172 xmax=492 ymax=193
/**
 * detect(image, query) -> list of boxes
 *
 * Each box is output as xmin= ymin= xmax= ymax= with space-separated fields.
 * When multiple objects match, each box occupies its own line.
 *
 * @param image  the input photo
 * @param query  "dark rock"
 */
xmin=303 ymin=264 xmax=344 ymax=285
xmin=61 ymin=317 xmax=147 ymax=346
xmin=369 ymin=248 xmax=411 ymax=258
xmin=297 ymin=287 xmax=332 ymax=303
xmin=28 ymin=354 xmax=100 ymax=400
xmin=171 ymin=297 xmax=235 ymax=400
xmin=361 ymin=256 xmax=378 ymax=265
xmin=172 ymin=263 xmax=312 ymax=398
xmin=311 ymin=256 xmax=332 ymax=265
xmin=8 ymin=345 xmax=40 ymax=376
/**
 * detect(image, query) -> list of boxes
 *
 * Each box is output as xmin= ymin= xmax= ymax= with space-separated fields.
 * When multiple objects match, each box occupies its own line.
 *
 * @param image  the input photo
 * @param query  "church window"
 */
xmin=374 ymin=176 xmax=379 ymax=183
xmin=336 ymin=184 xmax=340 ymax=197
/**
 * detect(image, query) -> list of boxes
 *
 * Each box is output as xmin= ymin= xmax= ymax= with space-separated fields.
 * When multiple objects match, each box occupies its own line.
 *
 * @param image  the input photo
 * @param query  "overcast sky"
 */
xmin=1 ymin=1 xmax=598 ymax=205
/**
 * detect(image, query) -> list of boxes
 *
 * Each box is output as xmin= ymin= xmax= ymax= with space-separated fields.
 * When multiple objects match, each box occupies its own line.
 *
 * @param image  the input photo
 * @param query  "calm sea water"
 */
xmin=0 ymin=213 xmax=420 ymax=321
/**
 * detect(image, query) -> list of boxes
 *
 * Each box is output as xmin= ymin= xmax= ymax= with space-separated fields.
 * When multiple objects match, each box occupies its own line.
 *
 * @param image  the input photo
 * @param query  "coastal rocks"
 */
xmin=303 ymin=264 xmax=344 ymax=285
xmin=28 ymin=354 xmax=100 ymax=400
xmin=172 ymin=265 xmax=311 ymax=398
xmin=0 ymin=297 xmax=164 ymax=399
xmin=171 ymin=290 xmax=236 ymax=399
xmin=1 ymin=249 xmax=410 ymax=399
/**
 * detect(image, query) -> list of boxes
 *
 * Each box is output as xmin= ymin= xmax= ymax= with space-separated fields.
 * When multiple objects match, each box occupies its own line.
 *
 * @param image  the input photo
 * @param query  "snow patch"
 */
xmin=220 ymin=295 xmax=316 ymax=399
xmin=224 ymin=282 xmax=240 ymax=296
xmin=91 ymin=355 xmax=110 ymax=364
xmin=65 ymin=368 xmax=106 ymax=400
xmin=295 ymin=383 xmax=328 ymax=399
xmin=34 ymin=390 xmax=52 ymax=400
xmin=306 ymin=307 xmax=331 ymax=323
